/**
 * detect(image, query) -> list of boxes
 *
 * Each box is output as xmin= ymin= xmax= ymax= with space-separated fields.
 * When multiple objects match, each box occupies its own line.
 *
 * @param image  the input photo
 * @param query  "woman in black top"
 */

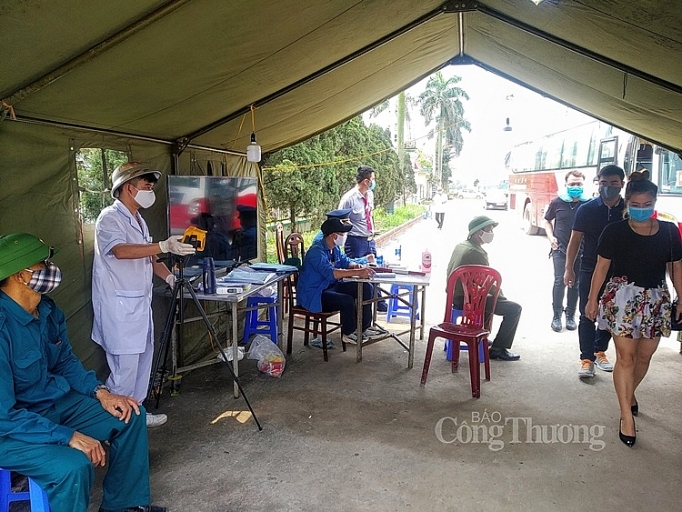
xmin=586 ymin=170 xmax=682 ymax=447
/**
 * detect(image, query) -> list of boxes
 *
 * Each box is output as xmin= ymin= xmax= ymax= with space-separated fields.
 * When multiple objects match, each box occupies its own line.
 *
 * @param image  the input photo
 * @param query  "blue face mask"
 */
xmin=566 ymin=186 xmax=583 ymax=198
xmin=368 ymin=180 xmax=376 ymax=192
xmin=628 ymin=206 xmax=655 ymax=222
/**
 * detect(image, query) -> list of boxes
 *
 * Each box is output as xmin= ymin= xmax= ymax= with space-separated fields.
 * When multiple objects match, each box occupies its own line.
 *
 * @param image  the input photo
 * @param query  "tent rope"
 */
xmin=0 ymin=100 xmax=16 ymax=121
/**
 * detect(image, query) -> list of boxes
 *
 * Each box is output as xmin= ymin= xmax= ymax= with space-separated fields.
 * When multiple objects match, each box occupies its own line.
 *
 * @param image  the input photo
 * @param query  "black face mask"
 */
xmin=599 ymin=185 xmax=620 ymax=201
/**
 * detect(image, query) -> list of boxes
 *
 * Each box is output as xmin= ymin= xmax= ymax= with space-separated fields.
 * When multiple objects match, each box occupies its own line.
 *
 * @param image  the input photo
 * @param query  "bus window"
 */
xmin=658 ymin=149 xmax=682 ymax=194
xmin=598 ymin=137 xmax=618 ymax=167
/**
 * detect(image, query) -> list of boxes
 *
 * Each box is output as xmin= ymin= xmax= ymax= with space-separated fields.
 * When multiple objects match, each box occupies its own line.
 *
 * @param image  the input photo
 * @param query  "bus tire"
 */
xmin=524 ymin=207 xmax=539 ymax=235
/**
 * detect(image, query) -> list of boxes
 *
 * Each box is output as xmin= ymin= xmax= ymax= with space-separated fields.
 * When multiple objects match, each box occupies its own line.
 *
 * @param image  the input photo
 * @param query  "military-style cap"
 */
xmin=467 ymin=215 xmax=498 ymax=238
xmin=111 ymin=162 xmax=161 ymax=198
xmin=321 ymin=218 xmax=353 ymax=237
xmin=0 ymin=233 xmax=56 ymax=281
xmin=324 ymin=208 xmax=352 ymax=220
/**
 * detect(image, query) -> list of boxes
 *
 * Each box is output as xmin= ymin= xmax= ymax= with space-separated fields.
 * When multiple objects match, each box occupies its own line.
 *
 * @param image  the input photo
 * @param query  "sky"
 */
xmin=366 ymin=64 xmax=594 ymax=186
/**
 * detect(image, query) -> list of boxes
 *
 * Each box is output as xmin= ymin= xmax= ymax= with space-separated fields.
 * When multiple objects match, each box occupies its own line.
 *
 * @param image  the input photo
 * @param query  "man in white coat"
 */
xmin=92 ymin=162 xmax=195 ymax=428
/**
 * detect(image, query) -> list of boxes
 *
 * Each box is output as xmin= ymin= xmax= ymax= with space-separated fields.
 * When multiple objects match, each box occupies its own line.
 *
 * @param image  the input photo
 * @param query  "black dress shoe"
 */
xmin=489 ymin=348 xmax=520 ymax=361
xmin=619 ymin=418 xmax=636 ymax=447
xmin=565 ymin=316 xmax=577 ymax=331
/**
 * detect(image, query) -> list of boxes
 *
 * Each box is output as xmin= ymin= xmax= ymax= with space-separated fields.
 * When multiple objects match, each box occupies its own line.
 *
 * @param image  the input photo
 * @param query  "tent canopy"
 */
xmin=2 ymin=0 xmax=681 ymax=154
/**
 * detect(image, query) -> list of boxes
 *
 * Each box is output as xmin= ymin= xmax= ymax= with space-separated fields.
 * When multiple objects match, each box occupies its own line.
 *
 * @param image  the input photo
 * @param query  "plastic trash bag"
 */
xmin=247 ymin=335 xmax=286 ymax=377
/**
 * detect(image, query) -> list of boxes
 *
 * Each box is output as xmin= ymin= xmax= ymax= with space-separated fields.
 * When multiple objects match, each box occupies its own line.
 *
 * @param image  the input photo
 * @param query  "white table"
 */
xmin=345 ymin=273 xmax=430 ymax=368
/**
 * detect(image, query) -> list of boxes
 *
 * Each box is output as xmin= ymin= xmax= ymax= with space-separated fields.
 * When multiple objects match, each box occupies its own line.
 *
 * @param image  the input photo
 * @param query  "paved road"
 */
xmin=377 ymin=196 xmax=680 ymax=354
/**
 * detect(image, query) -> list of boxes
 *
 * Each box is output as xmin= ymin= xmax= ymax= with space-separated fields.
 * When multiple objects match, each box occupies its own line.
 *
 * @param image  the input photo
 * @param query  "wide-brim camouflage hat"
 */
xmin=0 ymin=233 xmax=57 ymax=281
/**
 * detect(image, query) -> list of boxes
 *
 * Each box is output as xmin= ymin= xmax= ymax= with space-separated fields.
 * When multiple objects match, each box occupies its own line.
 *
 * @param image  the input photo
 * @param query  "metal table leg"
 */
xmin=232 ymin=302 xmax=239 ymax=398
xmin=356 ymin=280 xmax=364 ymax=362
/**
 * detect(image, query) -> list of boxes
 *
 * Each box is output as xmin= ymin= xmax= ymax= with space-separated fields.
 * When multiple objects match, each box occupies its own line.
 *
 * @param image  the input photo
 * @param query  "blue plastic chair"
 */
xmin=444 ymin=309 xmax=486 ymax=361
xmin=0 ymin=468 xmax=50 ymax=511
xmin=385 ymin=284 xmax=420 ymax=322
xmin=242 ymin=295 xmax=278 ymax=344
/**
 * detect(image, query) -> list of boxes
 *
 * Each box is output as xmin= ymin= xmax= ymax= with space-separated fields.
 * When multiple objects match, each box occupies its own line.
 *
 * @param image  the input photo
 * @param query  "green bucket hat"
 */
xmin=467 ymin=215 xmax=499 ymax=239
xmin=0 ymin=233 xmax=56 ymax=281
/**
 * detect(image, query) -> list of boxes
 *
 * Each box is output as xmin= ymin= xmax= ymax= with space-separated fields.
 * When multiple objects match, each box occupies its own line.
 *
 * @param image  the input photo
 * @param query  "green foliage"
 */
xmin=262 ymin=115 xmax=402 ymax=229
xmin=76 ymin=148 xmax=128 ymax=223
xmin=373 ymin=204 xmax=425 ymax=232
xmin=418 ymin=72 xmax=471 ymax=188
xmin=264 ymin=204 xmax=425 ymax=263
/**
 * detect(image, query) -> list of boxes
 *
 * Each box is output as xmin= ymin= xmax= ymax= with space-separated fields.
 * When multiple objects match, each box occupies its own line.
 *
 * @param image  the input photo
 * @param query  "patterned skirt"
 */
xmin=597 ymin=276 xmax=672 ymax=339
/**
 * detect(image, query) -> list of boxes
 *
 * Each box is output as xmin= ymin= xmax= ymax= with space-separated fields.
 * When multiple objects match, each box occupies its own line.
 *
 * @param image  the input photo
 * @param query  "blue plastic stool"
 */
xmin=243 ymin=295 xmax=279 ymax=344
xmin=444 ymin=309 xmax=486 ymax=361
xmin=0 ymin=468 xmax=50 ymax=511
xmin=386 ymin=284 xmax=420 ymax=323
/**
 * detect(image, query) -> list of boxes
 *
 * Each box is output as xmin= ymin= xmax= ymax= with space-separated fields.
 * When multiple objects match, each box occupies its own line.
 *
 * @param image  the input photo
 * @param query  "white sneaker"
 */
xmin=364 ymin=325 xmax=388 ymax=337
xmin=578 ymin=359 xmax=595 ymax=379
xmin=343 ymin=332 xmax=369 ymax=345
xmin=146 ymin=412 xmax=168 ymax=428
xmin=594 ymin=351 xmax=614 ymax=372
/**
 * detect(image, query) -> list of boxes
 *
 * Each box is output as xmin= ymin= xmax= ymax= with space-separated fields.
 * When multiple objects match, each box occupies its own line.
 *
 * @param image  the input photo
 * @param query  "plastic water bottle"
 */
xmin=202 ymin=257 xmax=216 ymax=294
xmin=421 ymin=249 xmax=432 ymax=274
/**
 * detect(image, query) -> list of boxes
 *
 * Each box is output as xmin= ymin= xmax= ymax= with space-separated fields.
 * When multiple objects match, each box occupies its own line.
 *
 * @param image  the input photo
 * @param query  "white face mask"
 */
xmin=132 ymin=187 xmax=156 ymax=208
xmin=334 ymin=233 xmax=347 ymax=247
xmin=480 ymin=231 xmax=494 ymax=244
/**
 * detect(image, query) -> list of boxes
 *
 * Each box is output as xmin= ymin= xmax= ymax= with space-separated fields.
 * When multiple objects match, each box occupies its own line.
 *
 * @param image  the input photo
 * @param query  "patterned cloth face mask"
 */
xmin=23 ymin=261 xmax=62 ymax=294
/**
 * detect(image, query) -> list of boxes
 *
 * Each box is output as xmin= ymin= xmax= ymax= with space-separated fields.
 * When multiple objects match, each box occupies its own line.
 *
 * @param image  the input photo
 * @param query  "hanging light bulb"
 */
xmin=247 ymin=132 xmax=261 ymax=162
xmin=246 ymin=105 xmax=261 ymax=162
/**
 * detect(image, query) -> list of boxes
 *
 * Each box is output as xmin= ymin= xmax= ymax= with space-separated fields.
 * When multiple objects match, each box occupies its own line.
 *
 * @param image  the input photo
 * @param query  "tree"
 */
xmin=418 ymin=71 xmax=471 ymax=188
xmin=262 ymin=116 xmax=402 ymax=229
xmin=76 ymin=148 xmax=128 ymax=223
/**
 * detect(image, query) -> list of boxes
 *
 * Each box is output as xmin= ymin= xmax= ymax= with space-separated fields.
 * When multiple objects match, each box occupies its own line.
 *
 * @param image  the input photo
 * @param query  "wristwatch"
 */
xmin=90 ymin=384 xmax=110 ymax=399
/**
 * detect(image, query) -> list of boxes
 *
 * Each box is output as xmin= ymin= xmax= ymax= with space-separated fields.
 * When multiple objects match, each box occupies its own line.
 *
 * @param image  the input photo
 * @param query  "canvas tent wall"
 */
xmin=0 ymin=120 xmax=261 ymax=374
xmin=1 ymin=0 xmax=681 ymax=367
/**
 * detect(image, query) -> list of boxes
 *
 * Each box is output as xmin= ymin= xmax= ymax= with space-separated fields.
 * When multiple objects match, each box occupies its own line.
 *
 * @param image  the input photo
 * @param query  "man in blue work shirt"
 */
xmin=564 ymin=165 xmax=625 ymax=378
xmin=0 ymin=233 xmax=165 ymax=512
xmin=297 ymin=218 xmax=377 ymax=344
xmin=312 ymin=208 xmax=376 ymax=267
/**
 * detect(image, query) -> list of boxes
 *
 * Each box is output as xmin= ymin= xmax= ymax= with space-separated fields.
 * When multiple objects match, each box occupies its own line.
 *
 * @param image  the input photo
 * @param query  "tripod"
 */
xmin=147 ymin=254 xmax=262 ymax=431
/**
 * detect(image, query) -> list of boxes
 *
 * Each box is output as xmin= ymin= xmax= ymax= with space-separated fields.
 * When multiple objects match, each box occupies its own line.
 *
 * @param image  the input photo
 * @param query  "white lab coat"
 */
xmin=92 ymin=200 xmax=154 ymax=355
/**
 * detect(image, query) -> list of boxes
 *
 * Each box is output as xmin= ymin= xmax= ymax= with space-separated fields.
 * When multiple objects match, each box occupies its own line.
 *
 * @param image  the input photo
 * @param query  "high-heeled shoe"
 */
xmin=619 ymin=418 xmax=636 ymax=447
xmin=631 ymin=401 xmax=639 ymax=417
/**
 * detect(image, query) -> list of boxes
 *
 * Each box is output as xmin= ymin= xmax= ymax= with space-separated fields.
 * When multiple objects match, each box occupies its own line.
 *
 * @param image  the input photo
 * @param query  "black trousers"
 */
xmin=454 ymin=296 xmax=522 ymax=350
xmin=435 ymin=212 xmax=444 ymax=229
xmin=321 ymin=281 xmax=373 ymax=335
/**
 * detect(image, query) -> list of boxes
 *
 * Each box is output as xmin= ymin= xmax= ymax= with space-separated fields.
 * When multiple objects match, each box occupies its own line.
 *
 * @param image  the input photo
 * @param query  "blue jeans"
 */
xmin=578 ymin=268 xmax=611 ymax=360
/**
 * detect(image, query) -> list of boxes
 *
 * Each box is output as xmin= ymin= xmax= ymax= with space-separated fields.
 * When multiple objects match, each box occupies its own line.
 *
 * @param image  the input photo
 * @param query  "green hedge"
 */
xmin=265 ymin=204 xmax=425 ymax=263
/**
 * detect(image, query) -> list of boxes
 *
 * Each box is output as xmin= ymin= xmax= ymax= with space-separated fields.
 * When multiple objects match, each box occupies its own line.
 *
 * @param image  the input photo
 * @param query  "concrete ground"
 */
xmin=88 ymin=199 xmax=682 ymax=511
